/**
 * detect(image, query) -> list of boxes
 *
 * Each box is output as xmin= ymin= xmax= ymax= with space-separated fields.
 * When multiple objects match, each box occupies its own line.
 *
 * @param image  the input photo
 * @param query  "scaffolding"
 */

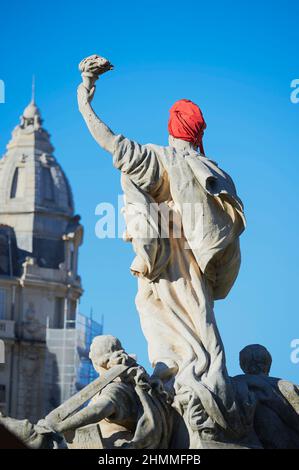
xmin=46 ymin=312 xmax=103 ymax=406
xmin=75 ymin=312 xmax=103 ymax=388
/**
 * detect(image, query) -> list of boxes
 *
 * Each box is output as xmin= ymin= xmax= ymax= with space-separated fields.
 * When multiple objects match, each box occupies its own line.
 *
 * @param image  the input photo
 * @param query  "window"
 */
xmin=10 ymin=167 xmax=25 ymax=198
xmin=10 ymin=168 xmax=18 ymax=198
xmin=0 ymin=385 xmax=6 ymax=404
xmin=70 ymin=243 xmax=74 ymax=272
xmin=69 ymin=300 xmax=77 ymax=323
xmin=0 ymin=289 xmax=6 ymax=320
xmin=53 ymin=297 xmax=64 ymax=329
xmin=64 ymin=174 xmax=73 ymax=209
xmin=42 ymin=167 xmax=54 ymax=202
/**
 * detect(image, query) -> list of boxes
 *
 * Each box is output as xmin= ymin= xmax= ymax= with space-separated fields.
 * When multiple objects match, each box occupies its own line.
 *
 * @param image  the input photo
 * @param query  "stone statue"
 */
xmin=44 ymin=335 xmax=172 ymax=449
xmin=232 ymin=344 xmax=299 ymax=449
xmin=77 ymin=54 xmax=246 ymax=442
xmin=1 ymin=340 xmax=298 ymax=449
xmin=1 ymin=57 xmax=297 ymax=449
xmin=0 ymin=335 xmax=172 ymax=449
xmin=0 ymin=413 xmax=62 ymax=449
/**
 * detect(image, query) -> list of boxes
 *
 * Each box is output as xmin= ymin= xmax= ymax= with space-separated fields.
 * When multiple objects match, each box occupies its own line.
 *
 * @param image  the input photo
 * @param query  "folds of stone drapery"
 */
xmin=118 ymin=146 xmax=247 ymax=441
xmin=121 ymin=174 xmax=171 ymax=281
xmin=135 ymin=227 xmax=245 ymax=441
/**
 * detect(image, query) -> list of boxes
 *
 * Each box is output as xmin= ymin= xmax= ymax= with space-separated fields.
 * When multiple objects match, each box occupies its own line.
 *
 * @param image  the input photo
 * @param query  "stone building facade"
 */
xmin=0 ymin=98 xmax=84 ymax=422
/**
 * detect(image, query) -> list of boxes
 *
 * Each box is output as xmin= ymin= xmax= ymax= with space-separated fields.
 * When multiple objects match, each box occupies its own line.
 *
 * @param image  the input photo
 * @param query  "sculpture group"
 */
xmin=1 ymin=55 xmax=298 ymax=449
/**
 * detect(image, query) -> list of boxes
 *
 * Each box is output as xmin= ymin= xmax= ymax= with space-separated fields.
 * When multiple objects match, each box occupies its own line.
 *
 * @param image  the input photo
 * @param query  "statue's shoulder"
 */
xmin=102 ymin=380 xmax=134 ymax=399
xmin=144 ymin=143 xmax=171 ymax=157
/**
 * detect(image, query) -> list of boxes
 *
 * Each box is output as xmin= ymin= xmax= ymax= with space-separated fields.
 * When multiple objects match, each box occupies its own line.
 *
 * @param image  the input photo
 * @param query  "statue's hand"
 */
xmin=77 ymin=83 xmax=96 ymax=112
xmin=34 ymin=419 xmax=55 ymax=435
xmin=44 ymin=413 xmax=62 ymax=434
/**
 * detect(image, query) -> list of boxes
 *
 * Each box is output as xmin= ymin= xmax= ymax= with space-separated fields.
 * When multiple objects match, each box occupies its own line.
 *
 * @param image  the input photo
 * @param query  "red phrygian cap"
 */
xmin=168 ymin=99 xmax=206 ymax=155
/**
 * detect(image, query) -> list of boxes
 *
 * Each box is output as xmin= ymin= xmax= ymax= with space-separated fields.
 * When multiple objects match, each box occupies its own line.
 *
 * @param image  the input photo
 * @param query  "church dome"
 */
xmin=0 ymin=96 xmax=77 ymax=269
xmin=0 ymin=98 xmax=74 ymax=216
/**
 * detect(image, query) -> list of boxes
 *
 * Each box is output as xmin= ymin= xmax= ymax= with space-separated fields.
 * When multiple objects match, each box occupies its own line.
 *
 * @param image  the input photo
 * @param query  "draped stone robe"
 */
xmin=111 ymin=135 xmax=246 ymax=433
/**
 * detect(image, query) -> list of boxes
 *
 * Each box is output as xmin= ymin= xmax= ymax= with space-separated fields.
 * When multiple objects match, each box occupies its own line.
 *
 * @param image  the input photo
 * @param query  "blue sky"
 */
xmin=0 ymin=0 xmax=298 ymax=381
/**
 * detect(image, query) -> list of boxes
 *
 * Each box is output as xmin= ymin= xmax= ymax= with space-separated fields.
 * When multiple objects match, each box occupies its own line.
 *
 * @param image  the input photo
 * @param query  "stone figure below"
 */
xmin=232 ymin=344 xmax=299 ymax=449
xmin=1 ymin=340 xmax=299 ymax=449
xmin=0 ymin=335 xmax=172 ymax=449
xmin=77 ymin=55 xmax=246 ymax=441
xmin=45 ymin=335 xmax=172 ymax=449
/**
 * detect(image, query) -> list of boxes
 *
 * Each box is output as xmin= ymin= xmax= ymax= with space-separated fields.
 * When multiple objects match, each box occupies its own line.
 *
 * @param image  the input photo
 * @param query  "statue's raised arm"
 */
xmin=77 ymin=54 xmax=164 ymax=199
xmin=77 ymin=54 xmax=117 ymax=153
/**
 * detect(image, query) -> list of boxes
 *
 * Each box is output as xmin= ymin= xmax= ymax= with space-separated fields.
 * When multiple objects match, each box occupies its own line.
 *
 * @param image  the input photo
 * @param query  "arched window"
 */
xmin=63 ymin=174 xmax=73 ymax=209
xmin=10 ymin=167 xmax=25 ymax=198
xmin=69 ymin=242 xmax=75 ymax=273
xmin=10 ymin=168 xmax=19 ymax=198
xmin=42 ymin=167 xmax=54 ymax=202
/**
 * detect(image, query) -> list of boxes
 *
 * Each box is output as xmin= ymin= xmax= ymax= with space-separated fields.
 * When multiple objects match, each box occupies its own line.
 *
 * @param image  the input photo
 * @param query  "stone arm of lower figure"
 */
xmin=52 ymin=397 xmax=116 ymax=434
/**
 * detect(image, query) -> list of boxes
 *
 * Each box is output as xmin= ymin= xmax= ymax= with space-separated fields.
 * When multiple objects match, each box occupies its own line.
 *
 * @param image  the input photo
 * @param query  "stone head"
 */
xmin=239 ymin=344 xmax=272 ymax=376
xmin=89 ymin=335 xmax=122 ymax=373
